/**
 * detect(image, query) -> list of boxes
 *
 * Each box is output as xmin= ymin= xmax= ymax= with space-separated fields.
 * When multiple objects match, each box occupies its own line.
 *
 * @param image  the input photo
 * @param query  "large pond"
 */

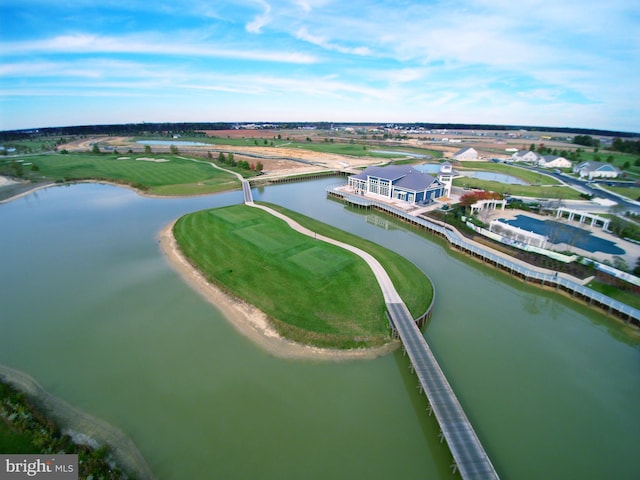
xmin=0 ymin=179 xmax=638 ymax=479
xmin=415 ymin=164 xmax=528 ymax=185
xmin=371 ymin=150 xmax=432 ymax=158
xmin=463 ymin=171 xmax=529 ymax=185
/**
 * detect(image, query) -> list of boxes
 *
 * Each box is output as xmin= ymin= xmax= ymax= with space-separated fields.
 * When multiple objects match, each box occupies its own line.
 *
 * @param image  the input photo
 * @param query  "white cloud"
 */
xmin=245 ymin=0 xmax=272 ymax=33
xmin=295 ymin=27 xmax=371 ymax=55
xmin=0 ymin=33 xmax=317 ymax=64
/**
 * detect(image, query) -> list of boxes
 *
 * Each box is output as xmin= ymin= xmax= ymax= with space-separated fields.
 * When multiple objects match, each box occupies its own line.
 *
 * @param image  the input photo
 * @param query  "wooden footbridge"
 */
xmin=235 ymin=178 xmax=500 ymax=479
xmin=387 ymin=302 xmax=499 ymax=479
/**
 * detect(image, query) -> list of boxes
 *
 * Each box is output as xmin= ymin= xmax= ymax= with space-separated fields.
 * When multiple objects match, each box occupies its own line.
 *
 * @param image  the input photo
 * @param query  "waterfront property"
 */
xmin=348 ymin=165 xmax=446 ymax=205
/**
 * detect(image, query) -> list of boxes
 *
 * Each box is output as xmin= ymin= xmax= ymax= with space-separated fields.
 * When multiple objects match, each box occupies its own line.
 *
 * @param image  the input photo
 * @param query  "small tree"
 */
xmin=92 ymin=143 xmax=100 ymax=154
xmin=255 ymin=161 xmax=264 ymax=173
xmin=217 ymin=152 xmax=226 ymax=163
xmin=144 ymin=145 xmax=152 ymax=154
xmin=169 ymin=144 xmax=179 ymax=155
xmin=228 ymin=152 xmax=235 ymax=166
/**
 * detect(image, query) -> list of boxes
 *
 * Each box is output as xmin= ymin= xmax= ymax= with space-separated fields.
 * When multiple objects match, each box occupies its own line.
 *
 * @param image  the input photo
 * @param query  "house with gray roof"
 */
xmin=538 ymin=155 xmax=571 ymax=169
xmin=511 ymin=150 xmax=542 ymax=163
xmin=452 ymin=147 xmax=478 ymax=160
xmin=348 ymin=165 xmax=445 ymax=205
xmin=572 ymin=161 xmax=621 ymax=179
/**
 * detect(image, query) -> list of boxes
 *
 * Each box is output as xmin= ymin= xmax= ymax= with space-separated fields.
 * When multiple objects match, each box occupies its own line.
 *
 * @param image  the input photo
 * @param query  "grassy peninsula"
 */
xmin=173 ymin=203 xmax=433 ymax=348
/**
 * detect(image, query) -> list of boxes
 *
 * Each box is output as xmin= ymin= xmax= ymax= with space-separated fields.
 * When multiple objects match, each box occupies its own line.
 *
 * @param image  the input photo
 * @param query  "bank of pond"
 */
xmin=173 ymin=202 xmax=434 ymax=349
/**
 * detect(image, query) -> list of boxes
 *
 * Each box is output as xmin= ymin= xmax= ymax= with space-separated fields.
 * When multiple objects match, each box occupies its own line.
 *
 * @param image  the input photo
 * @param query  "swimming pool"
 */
xmin=503 ymin=215 xmax=625 ymax=255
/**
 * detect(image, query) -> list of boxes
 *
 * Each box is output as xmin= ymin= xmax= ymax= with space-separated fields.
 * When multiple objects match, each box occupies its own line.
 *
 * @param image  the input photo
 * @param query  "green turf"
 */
xmin=0 ymin=422 xmax=39 ymax=453
xmin=599 ymin=185 xmax=640 ymax=201
xmin=257 ymin=203 xmax=432 ymax=321
xmin=587 ymin=280 xmax=640 ymax=310
xmin=25 ymin=153 xmax=240 ymax=195
xmin=174 ymin=204 xmax=433 ymax=348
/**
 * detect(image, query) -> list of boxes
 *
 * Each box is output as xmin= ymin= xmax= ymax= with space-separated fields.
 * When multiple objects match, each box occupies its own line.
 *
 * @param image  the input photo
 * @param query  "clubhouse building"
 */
xmin=348 ymin=165 xmax=447 ymax=205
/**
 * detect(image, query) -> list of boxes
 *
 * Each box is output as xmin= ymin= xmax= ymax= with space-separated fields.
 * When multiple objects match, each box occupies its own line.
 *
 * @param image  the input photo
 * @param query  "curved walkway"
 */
xmin=220 ymin=165 xmax=500 ymax=479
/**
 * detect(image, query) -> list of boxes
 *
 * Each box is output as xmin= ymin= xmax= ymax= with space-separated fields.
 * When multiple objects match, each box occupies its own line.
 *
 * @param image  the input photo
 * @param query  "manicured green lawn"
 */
xmin=25 ymin=153 xmax=240 ymax=195
xmin=599 ymin=185 xmax=640 ymax=201
xmin=453 ymin=178 xmax=583 ymax=199
xmin=587 ymin=280 xmax=640 ymax=310
xmin=173 ymin=204 xmax=433 ymax=348
xmin=263 ymin=202 xmax=432 ymax=319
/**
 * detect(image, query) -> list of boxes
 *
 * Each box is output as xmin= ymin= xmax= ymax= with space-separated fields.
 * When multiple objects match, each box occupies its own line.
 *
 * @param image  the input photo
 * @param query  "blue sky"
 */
xmin=1 ymin=0 xmax=638 ymax=132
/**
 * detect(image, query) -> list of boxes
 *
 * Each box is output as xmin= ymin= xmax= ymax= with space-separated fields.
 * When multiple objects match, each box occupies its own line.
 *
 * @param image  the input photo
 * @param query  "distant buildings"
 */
xmin=573 ymin=161 xmax=621 ymax=179
xmin=538 ymin=155 xmax=571 ymax=169
xmin=511 ymin=150 xmax=542 ymax=163
xmin=452 ymin=147 xmax=478 ymax=160
xmin=349 ymin=165 xmax=446 ymax=205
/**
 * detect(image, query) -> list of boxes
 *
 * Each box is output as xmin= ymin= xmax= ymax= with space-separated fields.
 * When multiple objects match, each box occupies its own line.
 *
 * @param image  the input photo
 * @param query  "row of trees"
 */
xmin=210 ymin=151 xmax=264 ymax=172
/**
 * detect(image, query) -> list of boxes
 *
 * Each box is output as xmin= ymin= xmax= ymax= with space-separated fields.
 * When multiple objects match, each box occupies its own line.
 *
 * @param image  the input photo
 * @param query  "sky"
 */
xmin=1 ymin=0 xmax=639 ymax=133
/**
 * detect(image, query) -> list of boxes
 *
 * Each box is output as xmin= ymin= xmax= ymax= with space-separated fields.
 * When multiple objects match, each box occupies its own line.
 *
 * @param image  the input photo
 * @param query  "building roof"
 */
xmin=352 ymin=165 xmax=410 ymax=181
xmin=352 ymin=165 xmax=439 ymax=191
xmin=395 ymin=170 xmax=437 ymax=190
xmin=575 ymin=161 xmax=621 ymax=173
xmin=453 ymin=147 xmax=477 ymax=156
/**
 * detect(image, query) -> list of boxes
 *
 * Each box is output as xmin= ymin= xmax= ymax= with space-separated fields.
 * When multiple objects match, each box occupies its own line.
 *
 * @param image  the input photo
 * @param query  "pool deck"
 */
xmin=487 ymin=209 xmax=640 ymax=267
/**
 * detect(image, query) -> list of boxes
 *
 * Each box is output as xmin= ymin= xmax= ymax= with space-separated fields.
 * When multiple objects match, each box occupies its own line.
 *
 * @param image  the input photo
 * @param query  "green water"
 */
xmin=0 ymin=180 xmax=638 ymax=479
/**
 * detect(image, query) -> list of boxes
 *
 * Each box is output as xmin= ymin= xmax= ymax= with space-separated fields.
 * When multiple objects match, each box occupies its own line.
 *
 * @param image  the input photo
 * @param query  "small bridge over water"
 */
xmin=238 ymin=178 xmax=500 ymax=479
xmin=388 ymin=303 xmax=499 ymax=479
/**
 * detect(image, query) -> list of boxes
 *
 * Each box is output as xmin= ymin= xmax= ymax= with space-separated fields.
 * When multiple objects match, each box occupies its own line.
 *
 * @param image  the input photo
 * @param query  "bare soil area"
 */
xmin=61 ymin=136 xmax=384 ymax=177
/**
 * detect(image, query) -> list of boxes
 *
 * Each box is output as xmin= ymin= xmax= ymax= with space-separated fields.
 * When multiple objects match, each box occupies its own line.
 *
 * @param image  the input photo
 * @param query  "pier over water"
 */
xmin=388 ymin=303 xmax=500 ymax=479
xmin=236 ymin=177 xmax=499 ymax=479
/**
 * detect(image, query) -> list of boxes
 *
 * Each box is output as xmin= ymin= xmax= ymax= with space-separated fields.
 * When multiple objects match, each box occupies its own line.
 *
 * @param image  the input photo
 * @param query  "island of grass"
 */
xmin=173 ymin=202 xmax=433 ymax=349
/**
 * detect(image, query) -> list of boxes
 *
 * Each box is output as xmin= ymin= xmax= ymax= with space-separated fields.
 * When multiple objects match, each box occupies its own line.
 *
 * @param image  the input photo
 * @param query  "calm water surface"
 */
xmin=0 ymin=180 xmax=638 ymax=479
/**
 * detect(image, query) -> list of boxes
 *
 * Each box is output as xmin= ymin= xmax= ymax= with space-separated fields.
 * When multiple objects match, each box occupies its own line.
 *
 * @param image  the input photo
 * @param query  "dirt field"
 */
xmin=61 ymin=135 xmax=385 ymax=177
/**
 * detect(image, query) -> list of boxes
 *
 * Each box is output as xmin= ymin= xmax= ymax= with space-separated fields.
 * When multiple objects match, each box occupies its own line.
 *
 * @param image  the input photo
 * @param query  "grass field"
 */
xmin=159 ymin=134 xmax=440 ymax=159
xmin=0 ymin=422 xmax=38 ymax=453
xmin=173 ymin=203 xmax=433 ymax=348
xmin=453 ymin=178 xmax=583 ymax=199
xmin=15 ymin=153 xmax=241 ymax=195
xmin=599 ymin=185 xmax=640 ymax=201
xmin=587 ymin=280 xmax=640 ymax=310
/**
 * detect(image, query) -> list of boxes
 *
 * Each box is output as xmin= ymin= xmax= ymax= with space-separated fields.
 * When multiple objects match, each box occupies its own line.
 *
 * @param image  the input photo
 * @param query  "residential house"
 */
xmin=538 ymin=155 xmax=571 ymax=169
xmin=452 ymin=147 xmax=478 ymax=161
xmin=511 ymin=150 xmax=542 ymax=163
xmin=572 ymin=161 xmax=621 ymax=179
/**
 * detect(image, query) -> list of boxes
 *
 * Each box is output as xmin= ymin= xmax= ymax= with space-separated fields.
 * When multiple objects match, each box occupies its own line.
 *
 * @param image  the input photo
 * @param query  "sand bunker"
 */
xmin=136 ymin=157 xmax=169 ymax=163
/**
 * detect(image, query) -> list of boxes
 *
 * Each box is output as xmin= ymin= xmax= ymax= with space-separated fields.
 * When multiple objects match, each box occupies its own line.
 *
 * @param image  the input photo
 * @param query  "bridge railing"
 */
xmin=326 ymin=186 xmax=640 ymax=323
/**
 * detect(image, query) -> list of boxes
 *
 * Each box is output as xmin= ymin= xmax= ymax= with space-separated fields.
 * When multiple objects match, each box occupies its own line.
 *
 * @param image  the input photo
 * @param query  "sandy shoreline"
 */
xmin=158 ymin=220 xmax=399 ymax=361
xmin=0 ymin=364 xmax=155 ymax=480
